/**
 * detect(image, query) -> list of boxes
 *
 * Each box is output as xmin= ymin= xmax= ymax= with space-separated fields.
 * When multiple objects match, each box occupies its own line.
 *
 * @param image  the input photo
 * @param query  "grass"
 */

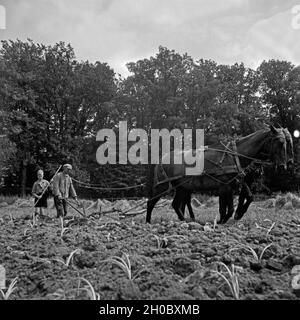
xmin=59 ymin=216 xmax=72 ymax=240
xmin=193 ymin=193 xmax=212 ymax=204
xmin=24 ymin=219 xmax=38 ymax=235
xmin=78 ymin=278 xmax=100 ymax=300
xmin=212 ymin=262 xmax=240 ymax=300
xmin=106 ymin=253 xmax=132 ymax=280
xmin=6 ymin=211 xmax=14 ymax=225
xmin=53 ymin=249 xmax=82 ymax=267
xmin=47 ymin=288 xmax=67 ymax=300
xmin=47 ymin=277 xmax=101 ymax=300
xmin=255 ymin=219 xmax=276 ymax=236
xmin=230 ymin=243 xmax=273 ymax=262
xmin=23 ymin=229 xmax=29 ymax=236
xmin=151 ymin=234 xmax=187 ymax=248
xmin=213 ymin=214 xmax=218 ymax=231
xmin=0 ymin=277 xmax=18 ymax=300
xmin=60 ymin=227 xmax=71 ymax=238
xmin=0 ymin=195 xmax=19 ymax=205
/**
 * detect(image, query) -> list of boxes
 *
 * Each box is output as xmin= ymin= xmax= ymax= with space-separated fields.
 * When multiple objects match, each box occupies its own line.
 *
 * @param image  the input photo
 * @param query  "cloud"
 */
xmin=0 ymin=0 xmax=299 ymax=75
xmin=238 ymin=7 xmax=300 ymax=68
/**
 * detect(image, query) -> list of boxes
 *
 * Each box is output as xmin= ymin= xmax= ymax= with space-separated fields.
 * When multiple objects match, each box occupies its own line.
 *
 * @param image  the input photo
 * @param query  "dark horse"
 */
xmin=177 ymin=127 xmax=294 ymax=223
xmin=146 ymin=125 xmax=287 ymax=224
xmin=233 ymin=127 xmax=293 ymax=220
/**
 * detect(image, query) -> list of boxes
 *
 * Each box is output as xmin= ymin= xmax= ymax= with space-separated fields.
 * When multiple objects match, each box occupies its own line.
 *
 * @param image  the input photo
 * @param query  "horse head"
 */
xmin=267 ymin=125 xmax=287 ymax=171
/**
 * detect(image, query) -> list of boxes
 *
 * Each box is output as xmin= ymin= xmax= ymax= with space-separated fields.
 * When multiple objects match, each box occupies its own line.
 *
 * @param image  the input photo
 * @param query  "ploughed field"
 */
xmin=0 ymin=194 xmax=300 ymax=300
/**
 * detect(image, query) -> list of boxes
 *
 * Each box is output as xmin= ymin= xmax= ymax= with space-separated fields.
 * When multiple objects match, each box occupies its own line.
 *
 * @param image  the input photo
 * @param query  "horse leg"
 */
xmin=234 ymin=184 xmax=253 ymax=220
xmin=222 ymin=187 xmax=234 ymax=224
xmin=146 ymin=195 xmax=161 ymax=223
xmin=186 ymin=192 xmax=195 ymax=221
xmin=179 ymin=190 xmax=195 ymax=221
xmin=234 ymin=184 xmax=247 ymax=218
xmin=178 ymin=188 xmax=187 ymax=217
xmin=177 ymin=188 xmax=195 ymax=221
xmin=172 ymin=191 xmax=185 ymax=221
xmin=218 ymin=186 xmax=228 ymax=224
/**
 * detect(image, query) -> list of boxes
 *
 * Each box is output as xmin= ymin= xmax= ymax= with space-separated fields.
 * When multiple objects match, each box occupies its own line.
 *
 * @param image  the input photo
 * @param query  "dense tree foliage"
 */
xmin=0 ymin=41 xmax=299 ymax=197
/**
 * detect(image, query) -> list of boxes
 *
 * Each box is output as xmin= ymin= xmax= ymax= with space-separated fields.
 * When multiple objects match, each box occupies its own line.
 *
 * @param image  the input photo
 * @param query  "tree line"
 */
xmin=0 ymin=40 xmax=300 ymax=198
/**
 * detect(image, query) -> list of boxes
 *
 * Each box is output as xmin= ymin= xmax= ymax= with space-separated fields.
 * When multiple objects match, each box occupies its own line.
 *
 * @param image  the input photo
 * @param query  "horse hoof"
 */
xmin=222 ymin=216 xmax=232 ymax=224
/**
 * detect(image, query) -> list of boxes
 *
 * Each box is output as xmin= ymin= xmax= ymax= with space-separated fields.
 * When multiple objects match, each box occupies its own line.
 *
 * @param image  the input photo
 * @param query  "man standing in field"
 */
xmin=52 ymin=164 xmax=79 ymax=218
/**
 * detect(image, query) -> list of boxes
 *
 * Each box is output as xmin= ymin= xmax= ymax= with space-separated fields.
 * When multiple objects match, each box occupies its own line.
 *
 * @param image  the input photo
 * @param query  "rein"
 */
xmin=154 ymin=133 xmax=275 ymax=189
xmin=205 ymin=145 xmax=272 ymax=166
xmin=199 ymin=135 xmax=274 ymax=185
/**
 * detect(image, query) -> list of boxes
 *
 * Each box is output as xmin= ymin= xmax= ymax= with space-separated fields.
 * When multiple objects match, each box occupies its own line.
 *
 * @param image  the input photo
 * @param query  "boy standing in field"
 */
xmin=32 ymin=169 xmax=49 ymax=225
xmin=52 ymin=164 xmax=79 ymax=218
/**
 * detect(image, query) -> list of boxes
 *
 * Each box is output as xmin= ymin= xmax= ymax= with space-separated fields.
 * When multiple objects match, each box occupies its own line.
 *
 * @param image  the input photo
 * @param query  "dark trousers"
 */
xmin=54 ymin=196 xmax=68 ymax=218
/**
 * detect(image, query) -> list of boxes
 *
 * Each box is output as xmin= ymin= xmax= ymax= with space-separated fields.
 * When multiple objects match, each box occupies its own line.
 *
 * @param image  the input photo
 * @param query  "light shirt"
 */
xmin=32 ymin=179 xmax=49 ymax=196
xmin=52 ymin=172 xmax=77 ymax=199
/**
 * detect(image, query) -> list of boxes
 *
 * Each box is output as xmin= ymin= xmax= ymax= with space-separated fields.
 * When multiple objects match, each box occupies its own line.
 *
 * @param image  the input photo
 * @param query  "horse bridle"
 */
xmin=258 ymin=130 xmax=287 ymax=167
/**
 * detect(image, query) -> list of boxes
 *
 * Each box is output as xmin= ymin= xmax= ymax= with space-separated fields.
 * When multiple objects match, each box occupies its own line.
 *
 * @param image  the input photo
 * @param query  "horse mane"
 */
xmin=236 ymin=128 xmax=269 ymax=145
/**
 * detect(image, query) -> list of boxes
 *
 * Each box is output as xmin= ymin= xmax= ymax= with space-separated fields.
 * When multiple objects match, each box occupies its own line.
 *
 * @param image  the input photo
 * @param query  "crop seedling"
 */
xmin=230 ymin=243 xmax=273 ymax=262
xmin=60 ymin=227 xmax=71 ymax=239
xmin=151 ymin=234 xmax=187 ymax=248
xmin=106 ymin=253 xmax=132 ymax=280
xmin=32 ymin=256 xmax=51 ymax=264
xmin=213 ymin=214 xmax=218 ymax=231
xmin=289 ymin=217 xmax=300 ymax=229
xmin=0 ymin=277 xmax=18 ymax=300
xmin=24 ymin=220 xmax=37 ymax=236
xmin=48 ymin=277 xmax=101 ymax=300
xmin=212 ymin=262 xmax=240 ymax=300
xmin=78 ymin=278 xmax=100 ymax=300
xmin=59 ymin=216 xmax=72 ymax=240
xmin=47 ymin=288 xmax=66 ymax=300
xmin=31 ymin=212 xmax=38 ymax=227
xmin=255 ymin=219 xmax=276 ymax=236
xmin=53 ymin=249 xmax=82 ymax=267
xmin=7 ymin=211 xmax=14 ymax=225
xmin=28 ymin=221 xmax=36 ymax=229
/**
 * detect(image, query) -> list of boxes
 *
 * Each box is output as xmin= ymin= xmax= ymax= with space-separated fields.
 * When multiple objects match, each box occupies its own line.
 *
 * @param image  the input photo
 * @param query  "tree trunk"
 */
xmin=21 ymin=154 xmax=30 ymax=197
xmin=21 ymin=161 xmax=27 ymax=197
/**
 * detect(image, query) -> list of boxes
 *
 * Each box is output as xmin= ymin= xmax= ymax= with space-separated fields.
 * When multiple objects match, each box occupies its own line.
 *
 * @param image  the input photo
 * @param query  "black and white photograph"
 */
xmin=0 ymin=0 xmax=300 ymax=308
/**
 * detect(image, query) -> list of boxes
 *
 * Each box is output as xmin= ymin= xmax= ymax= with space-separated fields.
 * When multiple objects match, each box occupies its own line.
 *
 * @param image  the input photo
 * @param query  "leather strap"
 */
xmin=219 ymin=142 xmax=231 ymax=164
xmin=231 ymin=141 xmax=246 ymax=180
xmin=154 ymin=164 xmax=173 ymax=191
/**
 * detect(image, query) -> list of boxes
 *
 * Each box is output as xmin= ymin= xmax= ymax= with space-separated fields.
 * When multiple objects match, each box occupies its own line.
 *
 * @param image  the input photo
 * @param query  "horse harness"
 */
xmin=154 ymin=139 xmax=268 ymax=189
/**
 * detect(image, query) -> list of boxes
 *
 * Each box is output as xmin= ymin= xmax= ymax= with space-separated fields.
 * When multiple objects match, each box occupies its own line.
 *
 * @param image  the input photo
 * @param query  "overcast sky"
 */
xmin=1 ymin=0 xmax=300 ymax=76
